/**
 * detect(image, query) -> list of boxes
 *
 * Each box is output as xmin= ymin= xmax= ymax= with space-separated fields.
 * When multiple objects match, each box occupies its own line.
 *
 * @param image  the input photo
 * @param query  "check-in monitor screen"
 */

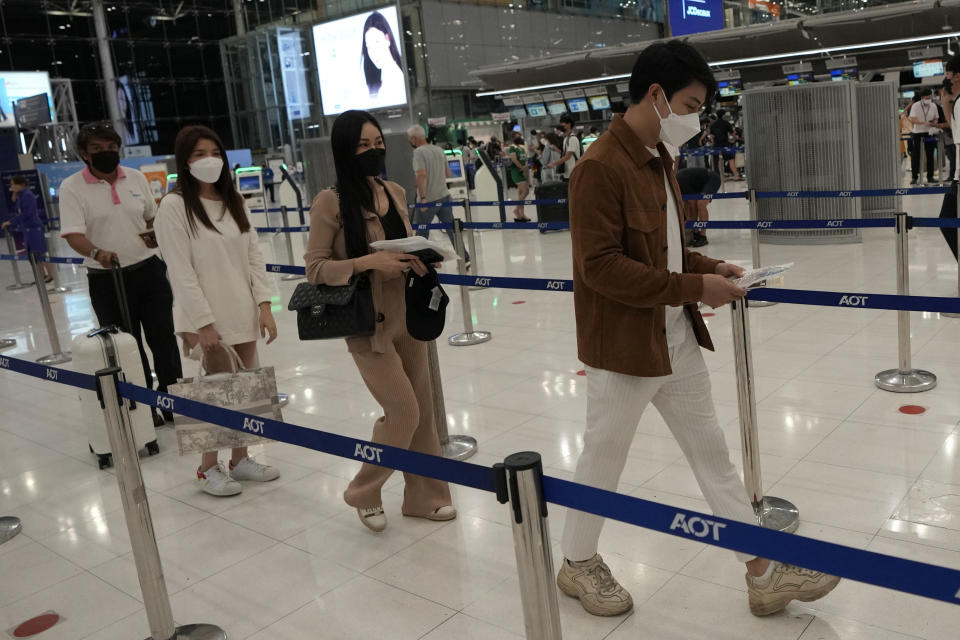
xmin=447 ymin=158 xmax=463 ymax=179
xmin=588 ymin=95 xmax=610 ymax=111
xmin=237 ymin=175 xmax=262 ymax=192
xmin=913 ymin=60 xmax=944 ymax=78
xmin=547 ymin=101 xmax=567 ymax=116
xmin=567 ymin=98 xmax=589 ymax=113
xmin=526 ymin=103 xmax=547 ymax=117
xmin=312 ymin=8 xmax=408 ymax=115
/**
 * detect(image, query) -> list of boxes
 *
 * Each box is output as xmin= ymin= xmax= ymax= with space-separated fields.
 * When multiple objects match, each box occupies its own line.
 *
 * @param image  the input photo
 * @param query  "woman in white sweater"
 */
xmin=155 ymin=125 xmax=280 ymax=497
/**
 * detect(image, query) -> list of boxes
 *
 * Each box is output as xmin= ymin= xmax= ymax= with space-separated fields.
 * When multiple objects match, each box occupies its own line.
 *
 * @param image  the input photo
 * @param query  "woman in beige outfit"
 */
xmin=305 ymin=109 xmax=455 ymax=532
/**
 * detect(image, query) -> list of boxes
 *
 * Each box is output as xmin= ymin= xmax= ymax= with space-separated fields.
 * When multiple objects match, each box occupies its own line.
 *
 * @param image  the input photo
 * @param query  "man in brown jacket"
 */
xmin=556 ymin=40 xmax=840 ymax=619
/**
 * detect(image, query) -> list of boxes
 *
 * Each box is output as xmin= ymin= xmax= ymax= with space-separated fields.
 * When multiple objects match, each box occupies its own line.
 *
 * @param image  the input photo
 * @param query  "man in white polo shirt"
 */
xmin=59 ymin=124 xmax=181 ymax=424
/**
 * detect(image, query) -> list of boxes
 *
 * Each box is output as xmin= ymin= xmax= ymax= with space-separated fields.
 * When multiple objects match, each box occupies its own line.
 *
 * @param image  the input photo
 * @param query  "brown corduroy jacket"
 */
xmin=570 ymin=114 xmax=723 ymax=377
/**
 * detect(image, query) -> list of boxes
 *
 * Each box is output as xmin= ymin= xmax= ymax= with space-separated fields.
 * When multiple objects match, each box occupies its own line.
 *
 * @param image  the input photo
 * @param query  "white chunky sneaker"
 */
xmin=557 ymin=554 xmax=633 ymax=616
xmin=229 ymin=457 xmax=280 ymax=482
xmin=357 ymin=506 xmax=387 ymax=532
xmin=196 ymin=463 xmax=242 ymax=497
xmin=746 ymin=562 xmax=841 ymax=616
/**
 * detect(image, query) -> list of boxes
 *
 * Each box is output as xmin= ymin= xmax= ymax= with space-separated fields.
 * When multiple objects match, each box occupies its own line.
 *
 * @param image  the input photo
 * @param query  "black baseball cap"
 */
xmin=405 ymin=268 xmax=449 ymax=342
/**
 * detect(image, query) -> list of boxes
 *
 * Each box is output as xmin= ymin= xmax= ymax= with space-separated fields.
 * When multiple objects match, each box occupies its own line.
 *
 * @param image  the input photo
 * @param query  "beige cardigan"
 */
xmin=304 ymin=180 xmax=412 ymax=354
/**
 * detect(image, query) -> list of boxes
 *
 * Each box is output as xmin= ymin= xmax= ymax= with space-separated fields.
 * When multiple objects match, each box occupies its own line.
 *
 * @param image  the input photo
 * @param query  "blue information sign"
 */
xmin=669 ymin=0 xmax=724 ymax=37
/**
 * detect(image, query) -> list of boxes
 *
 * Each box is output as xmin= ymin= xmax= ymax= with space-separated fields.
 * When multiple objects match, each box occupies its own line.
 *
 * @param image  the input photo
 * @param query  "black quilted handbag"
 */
xmin=287 ymin=274 xmax=376 ymax=340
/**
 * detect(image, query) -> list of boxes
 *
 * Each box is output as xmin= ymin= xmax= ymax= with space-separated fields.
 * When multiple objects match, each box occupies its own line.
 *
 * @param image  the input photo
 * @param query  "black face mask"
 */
xmin=89 ymin=150 xmax=120 ymax=174
xmin=355 ymin=148 xmax=385 ymax=177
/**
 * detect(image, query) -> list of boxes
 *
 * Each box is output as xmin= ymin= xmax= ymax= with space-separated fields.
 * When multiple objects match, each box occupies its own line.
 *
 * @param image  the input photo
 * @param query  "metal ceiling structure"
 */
xmin=471 ymin=0 xmax=960 ymax=93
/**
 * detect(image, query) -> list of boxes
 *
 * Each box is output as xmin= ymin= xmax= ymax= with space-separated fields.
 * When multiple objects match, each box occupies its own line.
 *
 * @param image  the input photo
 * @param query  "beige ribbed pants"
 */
xmin=561 ymin=323 xmax=757 ymax=564
xmin=343 ymin=281 xmax=452 ymax=516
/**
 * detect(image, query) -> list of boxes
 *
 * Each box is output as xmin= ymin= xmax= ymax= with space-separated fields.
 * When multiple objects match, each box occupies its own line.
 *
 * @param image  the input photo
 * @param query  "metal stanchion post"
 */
xmin=45 ymin=236 xmax=71 ymax=294
xmin=0 ymin=337 xmax=15 ymax=351
xmin=747 ymin=189 xmax=776 ymax=308
xmin=5 ymin=235 xmax=34 ymax=290
xmin=731 ymin=297 xmax=799 ymax=533
xmin=96 ymin=368 xmax=226 ymax=640
xmin=29 ymin=252 xmax=70 ymax=365
xmin=426 ymin=339 xmax=477 ymax=460
xmin=448 ymin=218 xmax=491 ymax=346
xmin=944 ymin=188 xmax=960 ymax=319
xmin=494 ymin=452 xmax=563 ymax=640
xmin=875 ymin=213 xmax=937 ymax=392
xmin=0 ymin=516 xmax=22 ymax=543
xmin=462 ymin=198 xmax=478 ymax=277
xmin=280 ymin=205 xmax=305 ymax=282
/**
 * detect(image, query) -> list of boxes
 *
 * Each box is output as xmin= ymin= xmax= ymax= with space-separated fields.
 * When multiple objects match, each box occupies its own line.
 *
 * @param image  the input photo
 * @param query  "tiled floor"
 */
xmin=2 ymin=179 xmax=960 ymax=638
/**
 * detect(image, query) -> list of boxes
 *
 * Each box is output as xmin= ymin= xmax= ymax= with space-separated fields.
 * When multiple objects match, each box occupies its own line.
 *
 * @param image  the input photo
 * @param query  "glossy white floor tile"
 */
xmin=2 ymin=193 xmax=960 ymax=638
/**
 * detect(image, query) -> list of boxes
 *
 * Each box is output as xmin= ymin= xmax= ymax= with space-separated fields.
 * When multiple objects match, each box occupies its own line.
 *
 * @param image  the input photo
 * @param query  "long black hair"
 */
xmin=170 ymin=125 xmax=250 ymax=236
xmin=331 ymin=110 xmax=382 ymax=259
xmin=361 ymin=11 xmax=402 ymax=97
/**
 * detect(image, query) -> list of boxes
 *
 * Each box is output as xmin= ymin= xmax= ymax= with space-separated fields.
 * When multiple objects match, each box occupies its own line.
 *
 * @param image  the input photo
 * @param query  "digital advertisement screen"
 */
xmin=913 ymin=60 xmax=944 ymax=79
xmin=526 ymin=103 xmax=547 ymax=117
xmin=0 ymin=72 xmax=55 ymax=129
xmin=588 ymin=95 xmax=610 ymax=111
xmin=312 ymin=8 xmax=408 ymax=116
xmin=567 ymin=98 xmax=589 ymax=113
xmin=718 ymin=80 xmax=742 ymax=97
xmin=669 ymin=0 xmax=724 ymax=37
xmin=547 ymin=101 xmax=567 ymax=116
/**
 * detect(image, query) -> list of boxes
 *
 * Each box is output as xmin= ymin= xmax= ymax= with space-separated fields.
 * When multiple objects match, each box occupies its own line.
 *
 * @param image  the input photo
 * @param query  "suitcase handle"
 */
xmin=110 ymin=259 xmax=134 ymax=335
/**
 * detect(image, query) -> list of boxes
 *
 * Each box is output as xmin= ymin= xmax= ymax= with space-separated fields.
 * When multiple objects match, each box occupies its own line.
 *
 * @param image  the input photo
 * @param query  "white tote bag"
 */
xmin=171 ymin=344 xmax=279 ymax=455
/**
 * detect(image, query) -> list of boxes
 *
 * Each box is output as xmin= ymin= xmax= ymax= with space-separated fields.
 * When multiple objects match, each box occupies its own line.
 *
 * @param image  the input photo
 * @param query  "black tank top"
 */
xmin=378 ymin=187 xmax=407 ymax=241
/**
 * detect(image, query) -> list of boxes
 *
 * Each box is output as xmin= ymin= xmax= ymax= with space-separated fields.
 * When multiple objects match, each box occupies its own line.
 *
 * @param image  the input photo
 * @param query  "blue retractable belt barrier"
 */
xmin=437 ymin=273 xmax=574 ymax=291
xmin=0 ymin=254 xmax=85 ymax=265
xmin=681 ymin=192 xmax=750 ymax=201
xmin=680 ymin=146 xmax=744 ymax=158
xmin=684 ymin=219 xmax=895 ymax=230
xmin=748 ymin=287 xmax=960 ymax=314
xmin=255 ymin=226 xmax=311 ymax=234
xmin=249 ymin=207 xmax=284 ymax=214
xmin=470 ymin=199 xmax=567 ymax=207
xmin=465 ymin=221 xmax=569 ymax=231
xmin=756 ymin=187 xmax=950 ymax=198
xmin=912 ymin=217 xmax=960 ymax=228
xmin=4 ymin=352 xmax=960 ymax=606
xmin=413 ymin=223 xmax=452 ymax=231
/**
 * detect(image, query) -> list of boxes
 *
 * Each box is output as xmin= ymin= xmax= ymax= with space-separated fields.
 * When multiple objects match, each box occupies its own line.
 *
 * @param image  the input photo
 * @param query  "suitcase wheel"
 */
xmin=97 ymin=453 xmax=113 ymax=470
xmin=146 ymin=440 xmax=160 ymax=456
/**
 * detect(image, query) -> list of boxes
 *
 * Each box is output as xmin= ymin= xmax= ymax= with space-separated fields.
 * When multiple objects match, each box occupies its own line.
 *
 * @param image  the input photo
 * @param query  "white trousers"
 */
xmin=561 ymin=324 xmax=757 ymax=564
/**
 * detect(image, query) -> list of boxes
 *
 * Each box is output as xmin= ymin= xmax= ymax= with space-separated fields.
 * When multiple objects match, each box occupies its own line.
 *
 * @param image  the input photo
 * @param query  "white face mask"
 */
xmin=653 ymin=93 xmax=702 ymax=148
xmin=188 ymin=157 xmax=223 ymax=184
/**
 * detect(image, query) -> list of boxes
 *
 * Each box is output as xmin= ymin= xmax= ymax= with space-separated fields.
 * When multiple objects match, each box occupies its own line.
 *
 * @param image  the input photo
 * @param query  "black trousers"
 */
xmin=939 ymin=184 xmax=959 ymax=262
xmin=911 ymin=134 xmax=936 ymax=181
xmin=946 ymin=144 xmax=957 ymax=182
xmin=87 ymin=256 xmax=182 ymax=392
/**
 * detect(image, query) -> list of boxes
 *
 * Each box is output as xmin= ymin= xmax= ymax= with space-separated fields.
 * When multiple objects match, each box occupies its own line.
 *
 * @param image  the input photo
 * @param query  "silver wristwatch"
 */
xmin=89 ymin=248 xmax=100 ymax=260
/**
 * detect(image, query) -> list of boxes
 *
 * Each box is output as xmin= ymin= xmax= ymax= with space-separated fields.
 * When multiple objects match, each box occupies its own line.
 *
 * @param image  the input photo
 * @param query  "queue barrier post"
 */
xmin=747 ymin=189 xmax=776 ymax=308
xmin=45 ymin=235 xmax=72 ymax=294
xmin=448 ymin=219 xmax=492 ymax=347
xmin=0 ymin=336 xmax=14 ymax=351
xmin=280 ymin=205 xmax=305 ymax=282
xmin=874 ymin=212 xmax=937 ymax=392
xmin=731 ymin=296 xmax=799 ymax=533
xmin=5 ymin=234 xmax=34 ymax=290
xmin=426 ymin=339 xmax=478 ymax=460
xmin=944 ymin=187 xmax=960 ymax=319
xmin=95 ymin=367 xmax=227 ymax=640
xmin=494 ymin=452 xmax=563 ymax=640
xmin=462 ymin=198 xmax=479 ymax=278
xmin=29 ymin=252 xmax=71 ymax=365
xmin=0 ymin=516 xmax=22 ymax=544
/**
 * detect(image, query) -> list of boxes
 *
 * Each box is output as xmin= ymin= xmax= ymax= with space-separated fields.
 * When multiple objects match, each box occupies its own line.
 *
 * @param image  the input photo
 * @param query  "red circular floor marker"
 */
xmin=576 ymin=370 xmax=586 ymax=376
xmin=899 ymin=405 xmax=926 ymax=415
xmin=702 ymin=312 xmax=716 ymax=318
xmin=512 ymin=300 xmax=526 ymax=305
xmin=13 ymin=613 xmax=60 ymax=637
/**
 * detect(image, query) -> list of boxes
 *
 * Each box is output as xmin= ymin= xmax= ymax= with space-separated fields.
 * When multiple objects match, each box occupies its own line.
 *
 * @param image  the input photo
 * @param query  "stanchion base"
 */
xmin=281 ymin=274 xmax=305 ymax=281
xmin=448 ymin=331 xmax=492 ymax=347
xmin=749 ymin=300 xmax=778 ymax=308
xmin=442 ymin=435 xmax=478 ymax=461
xmin=6 ymin=282 xmax=35 ymax=290
xmin=942 ymin=312 xmax=960 ymax=318
xmin=47 ymin=286 xmax=71 ymax=294
xmin=36 ymin=351 xmax=71 ymax=365
xmin=874 ymin=369 xmax=937 ymax=393
xmin=757 ymin=496 xmax=799 ymax=534
xmin=0 ymin=338 xmax=15 ymax=351
xmin=143 ymin=623 xmax=227 ymax=640
xmin=0 ymin=516 xmax=22 ymax=544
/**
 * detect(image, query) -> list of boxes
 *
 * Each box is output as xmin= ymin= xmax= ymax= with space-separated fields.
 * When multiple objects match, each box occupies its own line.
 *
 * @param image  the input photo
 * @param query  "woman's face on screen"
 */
xmin=364 ymin=27 xmax=392 ymax=69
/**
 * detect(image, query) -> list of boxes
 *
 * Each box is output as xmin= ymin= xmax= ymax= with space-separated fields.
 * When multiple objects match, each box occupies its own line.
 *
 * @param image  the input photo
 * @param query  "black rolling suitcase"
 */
xmin=534 ymin=181 xmax=569 ymax=233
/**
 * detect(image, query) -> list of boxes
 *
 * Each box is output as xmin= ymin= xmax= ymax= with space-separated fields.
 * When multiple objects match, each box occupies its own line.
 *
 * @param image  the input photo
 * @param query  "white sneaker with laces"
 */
xmin=229 ymin=457 xmax=280 ymax=482
xmin=746 ymin=561 xmax=841 ymax=616
xmin=196 ymin=463 xmax=242 ymax=497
